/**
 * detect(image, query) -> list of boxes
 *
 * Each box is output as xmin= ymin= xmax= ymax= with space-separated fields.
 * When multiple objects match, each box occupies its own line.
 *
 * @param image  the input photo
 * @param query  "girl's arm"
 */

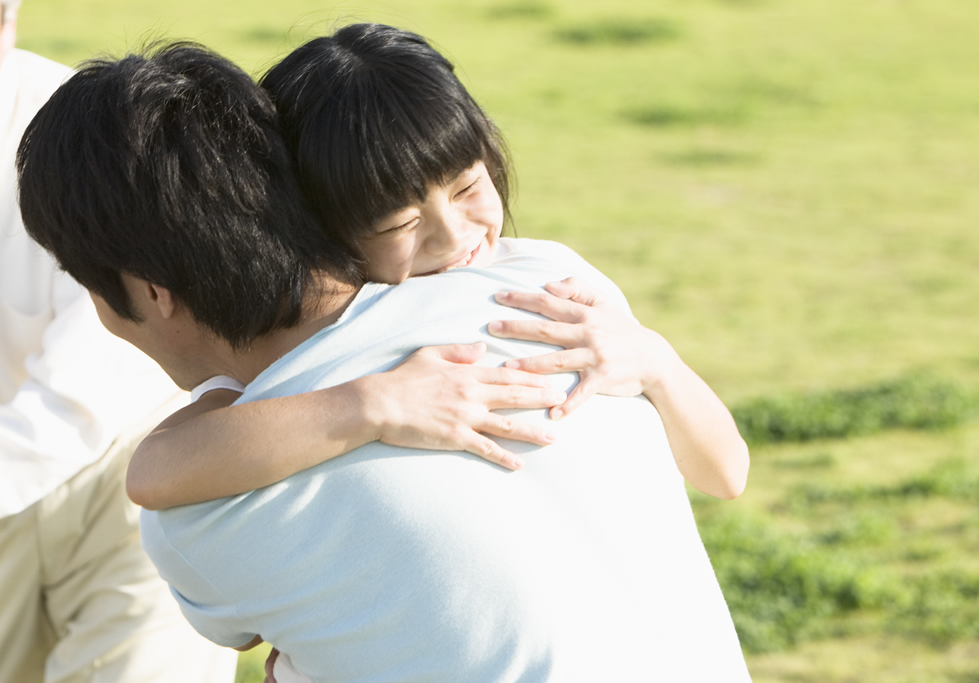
xmin=488 ymin=278 xmax=749 ymax=500
xmin=128 ymin=342 xmax=567 ymax=510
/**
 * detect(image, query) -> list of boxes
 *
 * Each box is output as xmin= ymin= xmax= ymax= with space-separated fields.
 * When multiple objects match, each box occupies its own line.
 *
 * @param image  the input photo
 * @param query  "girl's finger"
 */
xmin=461 ymin=432 xmax=526 ymax=470
xmin=481 ymin=384 xmax=568 ymax=410
xmin=493 ymin=290 xmax=585 ymax=323
xmin=473 ymin=366 xmax=558 ymax=388
xmin=549 ymin=373 xmax=603 ymax=420
xmin=416 ymin=342 xmax=486 ymax=364
xmin=478 ymin=413 xmax=557 ymax=447
xmin=543 ymin=277 xmax=603 ymax=307
xmin=502 ymin=348 xmax=593 ymax=375
xmin=488 ymin=318 xmax=583 ymax=346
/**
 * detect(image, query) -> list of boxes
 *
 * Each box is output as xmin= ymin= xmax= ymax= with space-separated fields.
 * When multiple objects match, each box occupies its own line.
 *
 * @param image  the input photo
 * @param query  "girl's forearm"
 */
xmin=127 ymin=344 xmax=564 ymax=510
xmin=642 ymin=354 xmax=749 ymax=500
xmin=127 ymin=380 xmax=378 ymax=510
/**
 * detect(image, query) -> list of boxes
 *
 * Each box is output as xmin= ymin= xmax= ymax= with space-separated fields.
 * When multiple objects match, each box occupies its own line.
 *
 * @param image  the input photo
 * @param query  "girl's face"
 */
xmin=360 ymin=161 xmax=503 ymax=284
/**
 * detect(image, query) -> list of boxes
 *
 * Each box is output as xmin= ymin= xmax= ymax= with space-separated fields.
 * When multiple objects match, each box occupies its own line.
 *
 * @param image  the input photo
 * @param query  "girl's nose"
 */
xmin=428 ymin=208 xmax=467 ymax=253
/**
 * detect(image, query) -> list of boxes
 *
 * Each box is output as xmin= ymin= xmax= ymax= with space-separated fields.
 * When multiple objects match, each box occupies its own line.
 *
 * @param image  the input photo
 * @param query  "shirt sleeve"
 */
xmin=140 ymin=509 xmax=260 ymax=648
xmin=0 ymin=270 xmax=185 ymax=516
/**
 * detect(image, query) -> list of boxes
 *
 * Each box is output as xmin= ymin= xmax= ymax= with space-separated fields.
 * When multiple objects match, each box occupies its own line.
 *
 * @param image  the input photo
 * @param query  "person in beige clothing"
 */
xmin=0 ymin=2 xmax=238 ymax=680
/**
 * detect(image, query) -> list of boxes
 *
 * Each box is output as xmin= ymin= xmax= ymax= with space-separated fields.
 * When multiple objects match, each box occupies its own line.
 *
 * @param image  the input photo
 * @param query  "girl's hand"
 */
xmin=490 ymin=278 xmax=750 ymax=499
xmin=488 ymin=277 xmax=679 ymax=419
xmin=362 ymin=343 xmax=567 ymax=471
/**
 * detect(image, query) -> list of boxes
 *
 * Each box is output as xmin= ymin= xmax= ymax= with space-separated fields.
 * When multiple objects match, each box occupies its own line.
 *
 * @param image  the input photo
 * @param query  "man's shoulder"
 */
xmin=494 ymin=237 xmax=585 ymax=266
xmin=494 ymin=238 xmax=634 ymax=314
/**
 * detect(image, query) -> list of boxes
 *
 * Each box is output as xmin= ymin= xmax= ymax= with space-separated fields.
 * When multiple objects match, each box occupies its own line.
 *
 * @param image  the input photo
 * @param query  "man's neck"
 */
xmin=222 ymin=273 xmax=361 ymax=386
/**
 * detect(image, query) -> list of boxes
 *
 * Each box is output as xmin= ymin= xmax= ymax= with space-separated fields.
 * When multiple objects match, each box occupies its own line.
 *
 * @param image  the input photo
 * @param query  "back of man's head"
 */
xmin=17 ymin=42 xmax=359 ymax=347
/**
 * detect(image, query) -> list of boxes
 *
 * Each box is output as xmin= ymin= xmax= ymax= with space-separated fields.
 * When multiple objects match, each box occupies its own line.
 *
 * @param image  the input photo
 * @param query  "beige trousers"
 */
xmin=0 ymin=424 xmax=239 ymax=683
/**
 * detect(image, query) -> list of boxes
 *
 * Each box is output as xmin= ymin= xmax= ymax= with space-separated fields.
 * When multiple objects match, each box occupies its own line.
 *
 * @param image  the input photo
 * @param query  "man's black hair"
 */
xmin=17 ymin=42 xmax=360 ymax=347
xmin=260 ymin=23 xmax=513 ymax=252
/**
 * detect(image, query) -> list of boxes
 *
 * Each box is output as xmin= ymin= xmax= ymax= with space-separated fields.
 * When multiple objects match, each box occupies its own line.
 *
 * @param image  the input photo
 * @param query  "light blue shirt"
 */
xmin=142 ymin=239 xmax=750 ymax=682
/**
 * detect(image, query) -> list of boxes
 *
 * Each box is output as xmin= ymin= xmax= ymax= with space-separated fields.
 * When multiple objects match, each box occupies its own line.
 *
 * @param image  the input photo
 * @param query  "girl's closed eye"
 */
xmin=375 ymin=210 xmax=420 ymax=236
xmin=383 ymin=217 xmax=418 ymax=234
xmin=455 ymin=176 xmax=480 ymax=198
xmin=358 ymin=160 xmax=504 ymax=284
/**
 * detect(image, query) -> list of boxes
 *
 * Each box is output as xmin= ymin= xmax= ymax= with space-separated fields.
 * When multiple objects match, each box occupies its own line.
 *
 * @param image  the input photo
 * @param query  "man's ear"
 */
xmin=121 ymin=273 xmax=180 ymax=320
xmin=147 ymin=284 xmax=178 ymax=319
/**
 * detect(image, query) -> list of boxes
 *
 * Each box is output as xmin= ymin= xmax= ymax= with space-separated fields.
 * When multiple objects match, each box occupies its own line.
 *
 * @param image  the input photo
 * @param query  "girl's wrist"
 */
xmin=330 ymin=375 xmax=388 ymax=447
xmin=640 ymin=329 xmax=686 ymax=403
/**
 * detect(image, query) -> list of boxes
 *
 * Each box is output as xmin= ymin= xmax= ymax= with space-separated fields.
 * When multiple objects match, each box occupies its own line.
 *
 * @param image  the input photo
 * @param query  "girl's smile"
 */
xmin=415 ymin=239 xmax=488 ymax=277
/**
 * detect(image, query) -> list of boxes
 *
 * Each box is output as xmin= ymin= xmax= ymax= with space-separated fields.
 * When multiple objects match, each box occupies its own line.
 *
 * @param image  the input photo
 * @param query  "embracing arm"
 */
xmin=127 ymin=343 xmax=567 ymax=510
xmin=489 ymin=278 xmax=749 ymax=500
xmin=629 ymin=335 xmax=749 ymax=500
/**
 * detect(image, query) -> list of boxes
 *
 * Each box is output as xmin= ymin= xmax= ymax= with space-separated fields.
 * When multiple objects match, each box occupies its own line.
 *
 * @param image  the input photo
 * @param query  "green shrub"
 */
xmin=898 ymin=457 xmax=979 ymax=500
xmin=891 ymin=573 xmax=979 ymax=645
xmin=788 ymin=458 xmax=979 ymax=511
xmin=554 ymin=18 xmax=681 ymax=46
xmin=699 ymin=503 xmax=979 ymax=654
xmin=624 ymin=104 xmax=749 ymax=127
xmin=731 ymin=375 xmax=976 ymax=445
xmin=486 ymin=1 xmax=553 ymax=19
xmin=698 ymin=512 xmax=889 ymax=652
xmin=817 ymin=510 xmax=899 ymax=546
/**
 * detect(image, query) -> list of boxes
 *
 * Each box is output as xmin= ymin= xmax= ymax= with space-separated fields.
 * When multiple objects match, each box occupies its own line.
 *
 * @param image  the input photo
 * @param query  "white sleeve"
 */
xmin=0 ymin=271 xmax=185 ymax=516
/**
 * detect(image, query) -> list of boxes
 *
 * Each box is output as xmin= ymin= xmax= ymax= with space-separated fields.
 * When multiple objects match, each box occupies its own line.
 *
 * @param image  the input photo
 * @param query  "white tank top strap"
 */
xmin=190 ymin=375 xmax=246 ymax=403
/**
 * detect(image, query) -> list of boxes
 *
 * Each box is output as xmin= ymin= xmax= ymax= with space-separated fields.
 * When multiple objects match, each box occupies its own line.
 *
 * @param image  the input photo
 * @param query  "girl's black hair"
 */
xmin=261 ymin=23 xmax=513 ymax=251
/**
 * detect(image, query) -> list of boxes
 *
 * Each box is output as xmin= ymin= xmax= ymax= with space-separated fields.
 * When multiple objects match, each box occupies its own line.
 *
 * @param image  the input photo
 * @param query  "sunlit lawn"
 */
xmin=17 ymin=0 xmax=979 ymax=680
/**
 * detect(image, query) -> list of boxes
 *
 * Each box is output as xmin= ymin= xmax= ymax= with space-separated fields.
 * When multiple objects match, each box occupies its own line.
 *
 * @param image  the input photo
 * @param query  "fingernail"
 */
xmin=510 ymin=457 xmax=525 ymax=470
xmin=488 ymin=321 xmax=502 ymax=333
xmin=541 ymin=429 xmax=556 ymax=443
xmin=505 ymin=359 xmax=521 ymax=369
xmin=495 ymin=292 xmax=511 ymax=302
xmin=547 ymin=391 xmax=567 ymax=404
xmin=550 ymin=407 xmax=564 ymax=420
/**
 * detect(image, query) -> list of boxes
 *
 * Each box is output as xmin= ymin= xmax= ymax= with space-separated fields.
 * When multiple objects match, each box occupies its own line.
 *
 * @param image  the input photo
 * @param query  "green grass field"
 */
xmin=16 ymin=0 xmax=979 ymax=680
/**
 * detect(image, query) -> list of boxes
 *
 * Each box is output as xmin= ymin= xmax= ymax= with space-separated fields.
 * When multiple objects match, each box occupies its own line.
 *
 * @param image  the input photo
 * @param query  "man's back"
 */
xmin=143 ymin=239 xmax=749 ymax=681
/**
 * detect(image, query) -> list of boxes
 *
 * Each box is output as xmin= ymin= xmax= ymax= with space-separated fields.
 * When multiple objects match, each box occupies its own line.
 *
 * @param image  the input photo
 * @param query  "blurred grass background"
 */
xmin=15 ymin=0 xmax=979 ymax=680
